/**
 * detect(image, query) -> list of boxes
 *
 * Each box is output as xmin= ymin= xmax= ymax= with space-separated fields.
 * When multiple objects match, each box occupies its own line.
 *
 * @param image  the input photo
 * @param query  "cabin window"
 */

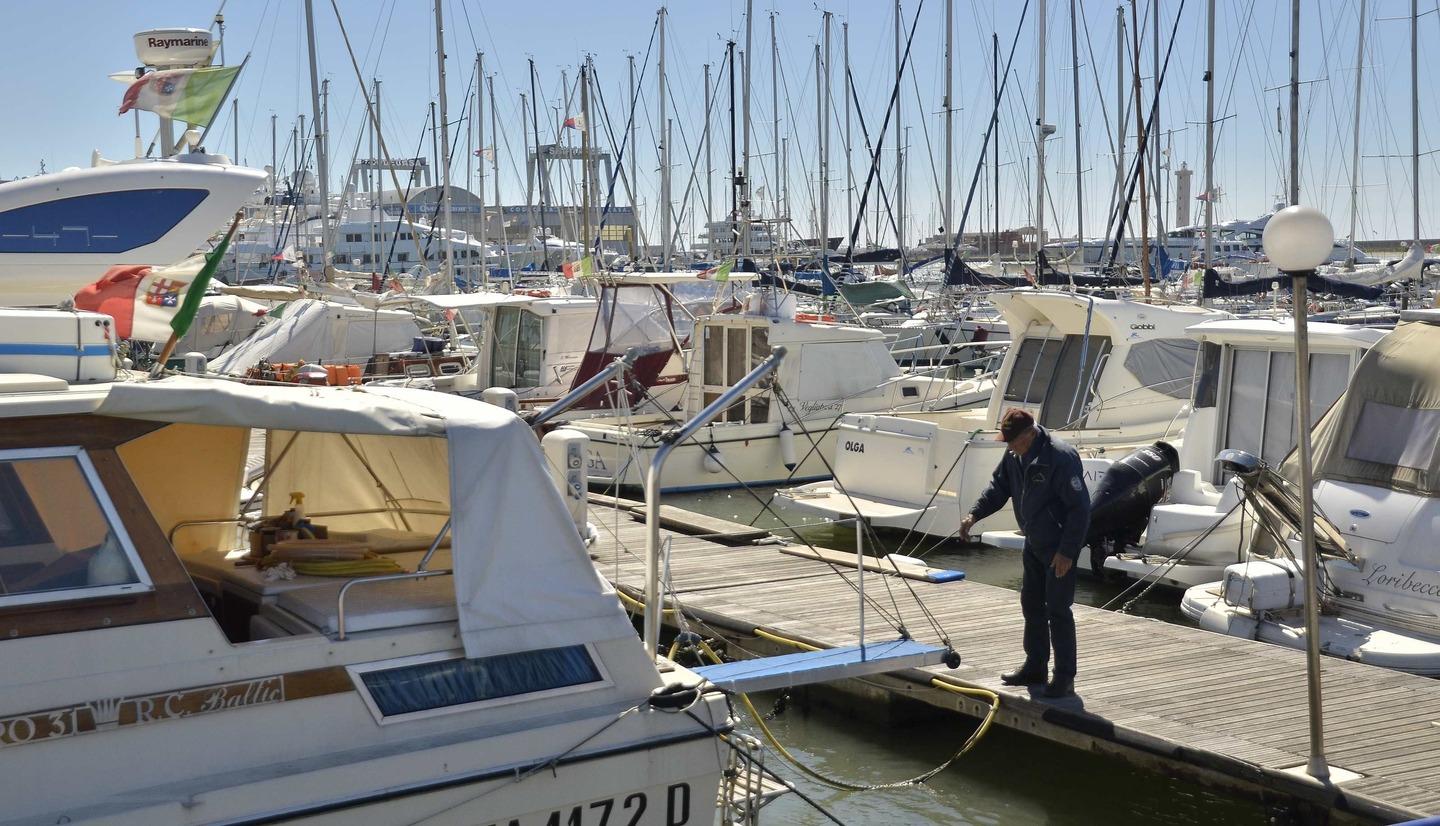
xmin=1192 ymin=342 xmax=1223 ymax=408
xmin=1346 ymin=402 xmax=1440 ymax=472
xmin=1221 ymin=349 xmax=1351 ymax=471
xmin=1003 ymin=335 xmax=1112 ymax=429
xmin=355 ymin=645 xmax=602 ymax=721
xmin=0 ymin=448 xmax=152 ymax=607
xmin=490 ymin=306 xmax=545 ymax=389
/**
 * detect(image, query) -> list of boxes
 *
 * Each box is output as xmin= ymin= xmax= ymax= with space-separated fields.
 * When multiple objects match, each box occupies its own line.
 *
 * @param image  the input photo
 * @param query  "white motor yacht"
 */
xmin=0 ymin=309 xmax=736 ymax=824
xmin=776 ymin=289 xmax=1230 ymax=539
xmin=1100 ymin=318 xmax=1384 ymax=588
xmin=1181 ymin=314 xmax=1440 ymax=675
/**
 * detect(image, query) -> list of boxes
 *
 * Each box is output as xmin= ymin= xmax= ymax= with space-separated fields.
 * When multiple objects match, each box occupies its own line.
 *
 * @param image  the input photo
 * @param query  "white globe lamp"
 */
xmin=1262 ymin=205 xmax=1334 ymax=272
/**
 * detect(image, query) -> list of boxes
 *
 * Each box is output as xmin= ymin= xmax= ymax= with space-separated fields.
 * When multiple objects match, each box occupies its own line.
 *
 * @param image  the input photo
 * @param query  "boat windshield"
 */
xmin=1003 ymin=334 xmax=1112 ymax=429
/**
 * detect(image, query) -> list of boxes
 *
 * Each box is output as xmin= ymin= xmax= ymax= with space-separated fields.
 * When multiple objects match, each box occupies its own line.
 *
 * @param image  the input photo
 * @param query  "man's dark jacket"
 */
xmin=968 ymin=426 xmax=1091 ymax=561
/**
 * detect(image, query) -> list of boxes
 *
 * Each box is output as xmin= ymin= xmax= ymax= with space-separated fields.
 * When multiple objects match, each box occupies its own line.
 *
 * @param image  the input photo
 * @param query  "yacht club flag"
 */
xmin=73 ymin=258 xmax=207 ymax=343
xmin=118 ymin=66 xmax=241 ymax=127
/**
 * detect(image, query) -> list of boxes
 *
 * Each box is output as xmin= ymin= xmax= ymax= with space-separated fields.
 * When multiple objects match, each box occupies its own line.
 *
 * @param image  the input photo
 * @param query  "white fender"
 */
xmin=778 ymin=423 xmax=798 ymax=470
xmin=703 ymin=446 xmax=725 ymax=474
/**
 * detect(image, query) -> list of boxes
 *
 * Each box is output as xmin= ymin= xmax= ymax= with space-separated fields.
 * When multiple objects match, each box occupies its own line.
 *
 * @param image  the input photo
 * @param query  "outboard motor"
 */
xmin=1085 ymin=441 xmax=1180 ymax=575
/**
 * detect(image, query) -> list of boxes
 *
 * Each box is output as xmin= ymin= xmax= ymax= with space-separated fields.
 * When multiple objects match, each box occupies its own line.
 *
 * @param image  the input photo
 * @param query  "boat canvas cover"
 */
xmin=209 ymin=298 xmax=423 ymax=374
xmin=96 ymin=377 xmax=636 ymax=658
xmin=1301 ymin=321 xmax=1440 ymax=497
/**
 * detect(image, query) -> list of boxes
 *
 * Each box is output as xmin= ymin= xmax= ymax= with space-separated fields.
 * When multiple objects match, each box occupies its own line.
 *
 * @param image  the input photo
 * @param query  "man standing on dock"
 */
xmin=959 ymin=408 xmax=1090 ymax=698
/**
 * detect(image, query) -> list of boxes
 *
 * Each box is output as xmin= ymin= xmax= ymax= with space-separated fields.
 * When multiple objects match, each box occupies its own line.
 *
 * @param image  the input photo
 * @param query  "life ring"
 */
xmin=524 ymin=288 xmax=552 ymax=298
xmin=795 ymin=311 xmax=836 ymax=323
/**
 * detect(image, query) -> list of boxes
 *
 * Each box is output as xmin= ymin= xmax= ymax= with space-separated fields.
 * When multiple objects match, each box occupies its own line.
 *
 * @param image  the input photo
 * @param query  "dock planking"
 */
xmin=588 ymin=496 xmax=1440 ymax=823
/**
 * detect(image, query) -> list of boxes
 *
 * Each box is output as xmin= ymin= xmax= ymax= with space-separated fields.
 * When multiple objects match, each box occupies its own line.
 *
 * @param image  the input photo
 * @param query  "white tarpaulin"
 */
xmin=210 ymin=299 xmax=423 ymax=374
xmin=97 ymin=377 xmax=636 ymax=658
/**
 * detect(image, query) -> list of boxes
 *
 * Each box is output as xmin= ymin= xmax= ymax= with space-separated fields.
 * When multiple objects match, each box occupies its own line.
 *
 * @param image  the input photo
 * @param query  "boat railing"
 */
xmin=167 ymin=507 xmax=451 ymax=545
xmin=335 ymin=517 xmax=452 ymax=641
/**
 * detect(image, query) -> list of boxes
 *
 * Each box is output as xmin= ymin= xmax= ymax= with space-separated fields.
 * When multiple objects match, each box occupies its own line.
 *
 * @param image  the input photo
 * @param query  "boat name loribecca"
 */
xmin=1361 ymin=564 xmax=1440 ymax=599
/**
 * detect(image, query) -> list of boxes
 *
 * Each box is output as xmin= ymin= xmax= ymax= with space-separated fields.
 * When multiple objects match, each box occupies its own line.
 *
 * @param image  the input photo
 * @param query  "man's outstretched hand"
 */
xmin=959 ymin=514 xmax=976 ymax=543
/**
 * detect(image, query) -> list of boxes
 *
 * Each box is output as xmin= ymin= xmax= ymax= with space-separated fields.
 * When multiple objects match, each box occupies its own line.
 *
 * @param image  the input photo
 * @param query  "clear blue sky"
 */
xmin=5 ymin=1 xmax=1436 ymax=243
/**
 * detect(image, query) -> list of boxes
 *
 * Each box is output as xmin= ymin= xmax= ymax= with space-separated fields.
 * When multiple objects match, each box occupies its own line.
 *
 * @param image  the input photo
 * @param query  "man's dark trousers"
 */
xmin=1020 ymin=548 xmax=1077 ymax=678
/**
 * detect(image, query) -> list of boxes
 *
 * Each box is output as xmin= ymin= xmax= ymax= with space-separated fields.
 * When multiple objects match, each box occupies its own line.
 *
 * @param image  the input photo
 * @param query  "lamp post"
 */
xmin=1261 ymin=204 xmax=1334 ymax=782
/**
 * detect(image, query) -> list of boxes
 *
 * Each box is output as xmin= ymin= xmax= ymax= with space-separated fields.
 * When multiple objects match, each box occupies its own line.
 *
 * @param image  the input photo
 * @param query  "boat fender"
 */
xmin=778 ymin=423 xmax=798 ymax=470
xmin=648 ymin=682 xmax=702 ymax=712
xmin=1199 ymin=604 xmax=1259 ymax=640
xmin=703 ymin=446 xmax=724 ymax=474
xmin=942 ymin=649 xmax=962 ymax=669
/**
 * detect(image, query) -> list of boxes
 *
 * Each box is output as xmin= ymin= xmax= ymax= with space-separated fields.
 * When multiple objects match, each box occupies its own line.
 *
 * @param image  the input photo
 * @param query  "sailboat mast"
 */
xmin=433 ymin=0 xmax=455 ymax=285
xmin=529 ymin=61 xmax=548 ymax=269
xmin=1035 ymin=0 xmax=1048 ymax=254
xmin=1204 ymin=0 xmax=1216 ymax=277
xmin=1411 ymin=0 xmax=1420 ymax=242
xmin=944 ymin=0 xmax=954 ymax=253
xmin=581 ymin=60 xmax=593 ymax=263
xmin=302 ymin=0 xmax=330 ymax=276
xmin=1115 ymin=8 xmax=1125 ymax=223
xmin=771 ymin=13 xmax=781 ymax=231
xmin=1345 ymin=0 xmax=1366 ymax=266
xmin=894 ymin=1 xmax=906 ymax=265
xmin=821 ymin=12 xmax=832 ymax=273
xmin=1287 ymin=0 xmax=1299 ymax=205
xmin=658 ymin=7 xmax=670 ymax=268
xmin=844 ymin=21 xmax=854 ymax=255
xmin=704 ymin=63 xmax=713 ymax=233
xmin=993 ymin=32 xmax=999 ymax=256
xmin=1069 ymin=0 xmax=1083 ymax=256
xmin=1128 ymin=0 xmax=1150 ymax=296
xmin=742 ymin=0 xmax=753 ymax=261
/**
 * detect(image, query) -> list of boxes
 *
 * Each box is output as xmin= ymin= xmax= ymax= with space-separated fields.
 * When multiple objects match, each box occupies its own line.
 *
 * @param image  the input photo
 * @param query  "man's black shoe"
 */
xmin=1042 ymin=676 xmax=1074 ymax=698
xmin=1000 ymin=667 xmax=1047 ymax=686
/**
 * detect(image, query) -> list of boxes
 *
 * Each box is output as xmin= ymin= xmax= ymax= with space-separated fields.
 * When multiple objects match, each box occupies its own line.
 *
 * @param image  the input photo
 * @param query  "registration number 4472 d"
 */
xmin=487 ymin=783 xmax=694 ymax=826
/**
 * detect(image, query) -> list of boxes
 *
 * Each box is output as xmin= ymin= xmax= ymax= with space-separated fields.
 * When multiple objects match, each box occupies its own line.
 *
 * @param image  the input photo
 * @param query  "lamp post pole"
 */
xmin=1264 ymin=204 xmax=1334 ymax=782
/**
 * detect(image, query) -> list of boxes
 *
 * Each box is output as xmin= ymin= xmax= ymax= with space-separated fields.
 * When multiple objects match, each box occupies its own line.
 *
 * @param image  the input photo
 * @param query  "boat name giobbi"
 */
xmin=0 ymin=667 xmax=351 ymax=748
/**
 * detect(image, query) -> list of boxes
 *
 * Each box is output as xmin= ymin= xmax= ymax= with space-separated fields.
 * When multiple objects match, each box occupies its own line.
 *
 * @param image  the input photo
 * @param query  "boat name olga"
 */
xmin=0 ymin=667 xmax=351 ymax=748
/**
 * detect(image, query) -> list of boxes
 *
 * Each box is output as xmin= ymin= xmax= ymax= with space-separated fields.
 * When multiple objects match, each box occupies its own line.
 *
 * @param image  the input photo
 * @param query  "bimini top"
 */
xmin=94 ymin=376 xmax=635 ymax=659
xmin=1184 ymin=318 xmax=1388 ymax=350
xmin=1303 ymin=320 xmax=1440 ymax=497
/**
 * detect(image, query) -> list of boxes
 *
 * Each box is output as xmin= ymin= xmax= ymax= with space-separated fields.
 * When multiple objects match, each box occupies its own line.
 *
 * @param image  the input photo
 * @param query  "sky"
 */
xmin=4 ymin=0 xmax=1437 ymax=245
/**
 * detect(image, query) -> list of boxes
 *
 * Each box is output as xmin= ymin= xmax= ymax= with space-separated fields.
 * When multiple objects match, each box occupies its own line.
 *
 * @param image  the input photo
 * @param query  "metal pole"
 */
xmin=1204 ymin=0 xmax=1216 ymax=277
xmin=844 ymin=22 xmax=854 ymax=254
xmin=815 ymin=44 xmax=822 ymax=258
xmin=705 ymin=63 xmax=714 ymax=234
xmin=1129 ymin=0 xmax=1149 ymax=295
xmin=944 ymin=0 xmax=954 ymax=248
xmin=1036 ymin=0 xmax=1048 ymax=253
xmin=643 ymin=347 xmax=787 ymax=657
xmin=232 ymin=98 xmax=239 ymax=164
xmin=993 ymin=32 xmax=1000 ymax=256
xmin=1344 ymin=1 xmax=1364 ymax=268
xmin=1412 ymin=0 xmax=1420 ymax=242
xmin=1288 ymin=0 xmax=1300 ymax=206
xmin=1070 ymin=0 xmax=1083 ymax=256
xmin=530 ymin=60 xmax=548 ymax=269
xmin=894 ymin=0 xmax=906 ymax=263
xmin=773 ymin=12 xmax=782 ymax=229
xmin=581 ymin=61 xmax=593 ymax=262
xmin=1152 ymin=0 xmax=1164 ymax=240
xmin=821 ymin=13 xmax=831 ymax=274
xmin=1292 ymin=268 xmax=1329 ymax=781
xmin=629 ymin=54 xmax=641 ymax=261
xmin=478 ymin=53 xmax=488 ymax=286
xmin=742 ymin=0 xmax=754 ymax=261
xmin=1115 ymin=7 xmax=1125 ymax=222
xmin=658 ymin=6 xmax=671 ymax=269
xmin=302 ymin=0 xmax=331 ymax=274
xmin=434 ymin=0 xmax=455 ymax=286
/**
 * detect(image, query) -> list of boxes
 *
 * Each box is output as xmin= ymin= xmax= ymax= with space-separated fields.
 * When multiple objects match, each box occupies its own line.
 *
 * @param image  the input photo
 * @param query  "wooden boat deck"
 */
xmin=588 ymin=497 xmax=1440 ymax=823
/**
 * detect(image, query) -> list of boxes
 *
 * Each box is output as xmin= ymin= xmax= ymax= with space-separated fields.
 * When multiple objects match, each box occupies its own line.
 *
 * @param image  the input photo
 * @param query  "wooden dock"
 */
xmin=588 ymin=496 xmax=1440 ymax=823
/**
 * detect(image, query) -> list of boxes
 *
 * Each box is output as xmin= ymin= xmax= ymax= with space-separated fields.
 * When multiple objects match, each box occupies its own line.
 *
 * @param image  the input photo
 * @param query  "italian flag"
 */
xmin=561 ymin=256 xmax=595 ymax=279
xmin=698 ymin=258 xmax=734 ymax=281
xmin=118 ymin=66 xmax=241 ymax=127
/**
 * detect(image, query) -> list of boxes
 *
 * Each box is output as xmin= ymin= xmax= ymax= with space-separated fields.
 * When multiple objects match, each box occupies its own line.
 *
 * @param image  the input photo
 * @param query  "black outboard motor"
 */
xmin=1085 ymin=441 xmax=1180 ymax=575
